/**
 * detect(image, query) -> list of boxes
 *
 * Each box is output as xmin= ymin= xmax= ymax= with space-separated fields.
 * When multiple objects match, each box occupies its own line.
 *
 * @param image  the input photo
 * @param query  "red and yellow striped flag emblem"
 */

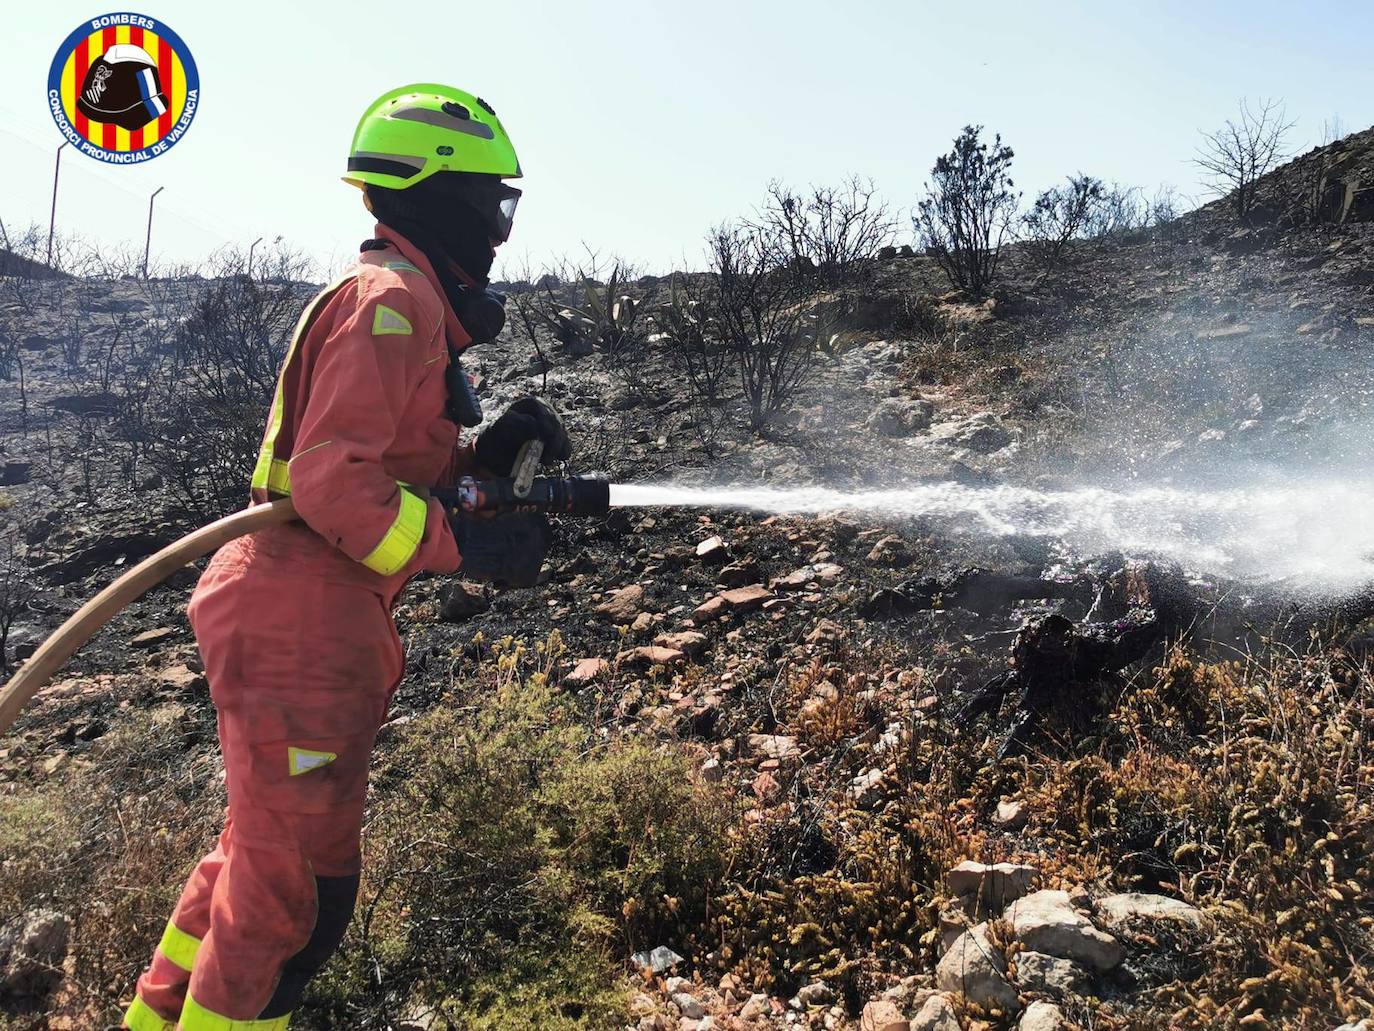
xmin=59 ymin=23 xmax=187 ymax=152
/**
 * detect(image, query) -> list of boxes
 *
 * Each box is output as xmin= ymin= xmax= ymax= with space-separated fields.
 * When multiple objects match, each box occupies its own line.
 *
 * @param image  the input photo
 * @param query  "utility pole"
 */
xmin=47 ymin=142 xmax=68 ymax=268
xmin=247 ymin=236 xmax=264 ymax=279
xmin=143 ymin=186 xmax=165 ymax=279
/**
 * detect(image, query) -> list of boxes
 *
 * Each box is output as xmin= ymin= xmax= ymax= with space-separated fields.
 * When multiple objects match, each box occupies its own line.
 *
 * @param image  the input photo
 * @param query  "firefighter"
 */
xmin=123 ymin=84 xmax=570 ymax=1030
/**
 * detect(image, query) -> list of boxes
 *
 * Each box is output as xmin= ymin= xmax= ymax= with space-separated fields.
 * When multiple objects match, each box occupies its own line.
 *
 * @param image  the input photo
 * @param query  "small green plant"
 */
xmin=308 ymin=638 xmax=736 ymax=1029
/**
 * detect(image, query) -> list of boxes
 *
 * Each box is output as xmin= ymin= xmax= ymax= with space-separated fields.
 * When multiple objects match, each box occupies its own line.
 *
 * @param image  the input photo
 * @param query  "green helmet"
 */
xmin=345 ymin=83 xmax=521 ymax=191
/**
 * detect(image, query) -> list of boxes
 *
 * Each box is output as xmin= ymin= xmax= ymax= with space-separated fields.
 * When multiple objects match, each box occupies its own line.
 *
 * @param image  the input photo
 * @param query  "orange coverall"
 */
xmin=125 ymin=225 xmax=480 ymax=1030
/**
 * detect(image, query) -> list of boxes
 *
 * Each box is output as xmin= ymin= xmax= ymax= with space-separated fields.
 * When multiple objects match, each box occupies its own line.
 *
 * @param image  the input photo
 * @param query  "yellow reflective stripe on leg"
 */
xmin=181 ymin=992 xmax=291 ymax=1030
xmin=124 ymin=994 xmax=177 ymax=1031
xmin=156 ymin=919 xmax=202 ymax=974
xmin=360 ymin=488 xmax=427 ymax=576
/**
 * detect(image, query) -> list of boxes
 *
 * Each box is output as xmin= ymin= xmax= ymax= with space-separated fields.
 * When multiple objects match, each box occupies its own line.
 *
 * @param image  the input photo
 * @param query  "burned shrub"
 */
xmin=1296 ymin=117 xmax=1351 ymax=225
xmin=749 ymin=177 xmax=897 ymax=292
xmin=123 ymin=244 xmax=312 ymax=518
xmin=510 ymin=253 xmax=656 ymax=398
xmin=704 ymin=222 xmax=825 ymax=433
xmin=1195 ymin=97 xmax=1295 ymax=223
xmin=656 ymin=272 xmax=731 ymax=448
xmin=915 ymin=125 xmax=1020 ymax=296
xmin=1021 ymin=174 xmax=1105 ymax=267
xmin=0 ymin=527 xmax=35 ymax=670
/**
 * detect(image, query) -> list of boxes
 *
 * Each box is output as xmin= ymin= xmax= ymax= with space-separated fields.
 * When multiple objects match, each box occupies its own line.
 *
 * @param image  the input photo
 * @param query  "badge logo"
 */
xmin=47 ymin=13 xmax=199 ymax=164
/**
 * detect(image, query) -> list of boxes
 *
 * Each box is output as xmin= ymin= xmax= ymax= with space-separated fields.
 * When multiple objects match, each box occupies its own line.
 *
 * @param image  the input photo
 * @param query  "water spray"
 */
xmin=609 ymin=479 xmax=1374 ymax=591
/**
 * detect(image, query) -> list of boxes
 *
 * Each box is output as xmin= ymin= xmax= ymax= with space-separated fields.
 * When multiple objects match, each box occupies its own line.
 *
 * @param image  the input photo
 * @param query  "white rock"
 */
xmin=994 ymin=798 xmax=1029 ymax=830
xmin=1005 ymin=890 xmax=1123 ymax=971
xmin=944 ymin=860 xmax=1038 ymax=909
xmin=935 ymin=923 xmax=1020 ymax=1012
xmin=910 ymin=991 xmax=960 ymax=1030
xmin=0 ymin=909 xmax=68 ymax=997
xmin=860 ymin=998 xmax=906 ymax=1031
xmin=696 ymin=536 xmax=728 ymax=563
xmin=927 ymin=412 xmax=1014 ymax=454
xmin=867 ymin=397 xmax=934 ymax=437
xmin=740 ymin=994 xmax=770 ymax=1019
xmin=748 ymin=734 xmax=800 ymax=760
xmin=632 ymin=945 xmax=686 ymax=973
xmin=1013 ymin=951 xmax=1089 ymax=995
xmin=1019 ymin=1000 xmax=1067 ymax=1031
xmin=671 ymin=992 xmax=705 ymax=1019
xmin=795 ymin=981 xmax=833 ymax=1007
xmin=1096 ymin=892 xmax=1206 ymax=930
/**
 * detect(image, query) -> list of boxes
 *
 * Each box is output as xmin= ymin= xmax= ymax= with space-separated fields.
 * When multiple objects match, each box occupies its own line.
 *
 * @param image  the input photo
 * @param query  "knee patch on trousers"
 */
xmin=258 ymin=874 xmax=359 ymax=1019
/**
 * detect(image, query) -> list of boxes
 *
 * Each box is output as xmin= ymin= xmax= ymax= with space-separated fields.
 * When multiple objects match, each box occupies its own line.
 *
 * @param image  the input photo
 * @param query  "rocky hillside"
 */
xmin=1 ymin=130 xmax=1373 ymax=1031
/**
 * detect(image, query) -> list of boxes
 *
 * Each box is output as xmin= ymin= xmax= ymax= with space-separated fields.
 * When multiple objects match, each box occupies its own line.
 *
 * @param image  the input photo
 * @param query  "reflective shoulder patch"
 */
xmin=383 ymin=259 xmax=422 ymax=274
xmin=288 ymin=746 xmax=338 ymax=776
xmin=372 ymin=303 xmax=413 ymax=336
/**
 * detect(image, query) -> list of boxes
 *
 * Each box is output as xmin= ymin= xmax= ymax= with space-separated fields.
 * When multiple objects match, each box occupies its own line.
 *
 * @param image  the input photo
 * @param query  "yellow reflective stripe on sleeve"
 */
xmin=157 ymin=919 xmax=202 ymax=973
xmin=253 ymin=457 xmax=291 ymax=496
xmin=360 ymin=488 xmax=427 ymax=576
xmin=250 ymin=275 xmax=354 ymax=495
xmin=181 ymin=992 xmax=291 ymax=1030
xmin=260 ymin=440 xmax=336 ymax=497
xmin=124 ymin=995 xmax=177 ymax=1031
xmin=250 ymin=442 xmax=281 ymax=495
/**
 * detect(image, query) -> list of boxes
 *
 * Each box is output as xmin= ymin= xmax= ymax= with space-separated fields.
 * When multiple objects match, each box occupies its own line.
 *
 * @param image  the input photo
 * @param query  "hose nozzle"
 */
xmin=438 ymin=474 xmax=610 ymax=517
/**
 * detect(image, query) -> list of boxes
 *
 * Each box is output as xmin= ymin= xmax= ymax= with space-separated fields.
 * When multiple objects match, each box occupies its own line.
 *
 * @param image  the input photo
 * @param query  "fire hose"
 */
xmin=0 ymin=468 xmax=610 ymax=737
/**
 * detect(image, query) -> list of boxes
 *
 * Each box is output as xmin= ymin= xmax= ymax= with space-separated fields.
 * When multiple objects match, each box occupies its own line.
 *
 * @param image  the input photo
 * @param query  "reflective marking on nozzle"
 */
xmin=288 ymin=747 xmax=337 ymax=776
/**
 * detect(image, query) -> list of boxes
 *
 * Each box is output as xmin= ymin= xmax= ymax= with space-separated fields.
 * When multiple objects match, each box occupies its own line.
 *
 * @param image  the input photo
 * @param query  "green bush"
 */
xmin=307 ymin=642 xmax=736 ymax=1029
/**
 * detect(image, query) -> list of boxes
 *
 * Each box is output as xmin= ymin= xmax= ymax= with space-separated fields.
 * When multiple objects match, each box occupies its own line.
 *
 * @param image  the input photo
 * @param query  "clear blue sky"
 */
xmin=2 ymin=0 xmax=1372 ymax=278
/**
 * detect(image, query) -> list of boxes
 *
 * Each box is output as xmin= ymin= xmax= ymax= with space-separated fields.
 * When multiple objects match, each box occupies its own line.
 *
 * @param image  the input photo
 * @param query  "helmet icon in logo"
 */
xmin=76 ymin=43 xmax=168 ymax=131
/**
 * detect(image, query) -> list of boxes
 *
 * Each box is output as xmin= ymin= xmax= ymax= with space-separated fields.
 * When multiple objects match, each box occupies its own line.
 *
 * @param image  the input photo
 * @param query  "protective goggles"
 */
xmin=458 ymin=178 xmax=521 ymax=243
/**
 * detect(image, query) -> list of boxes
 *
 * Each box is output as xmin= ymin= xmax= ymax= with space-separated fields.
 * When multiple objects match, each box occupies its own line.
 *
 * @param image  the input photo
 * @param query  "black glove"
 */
xmin=474 ymin=397 xmax=572 ymax=476
xmin=451 ymin=512 xmax=550 ymax=588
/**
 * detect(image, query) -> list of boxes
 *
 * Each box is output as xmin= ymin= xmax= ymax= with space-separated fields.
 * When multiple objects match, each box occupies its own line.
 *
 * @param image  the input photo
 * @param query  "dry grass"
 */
xmin=703 ymin=633 xmax=1373 ymax=1028
xmin=0 ymin=704 xmax=222 ymax=1028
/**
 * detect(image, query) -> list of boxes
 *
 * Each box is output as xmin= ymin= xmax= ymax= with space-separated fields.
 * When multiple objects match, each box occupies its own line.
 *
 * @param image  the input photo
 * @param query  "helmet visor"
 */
xmin=461 ymin=180 xmax=520 ymax=243
xmin=494 ymin=187 xmax=520 ymax=242
xmin=424 ymin=172 xmax=523 ymax=244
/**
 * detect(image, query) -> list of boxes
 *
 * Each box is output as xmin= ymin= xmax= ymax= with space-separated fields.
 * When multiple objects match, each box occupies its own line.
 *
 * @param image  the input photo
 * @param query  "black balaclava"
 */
xmin=366 ymin=173 xmax=497 ymax=288
xmin=365 ymin=174 xmax=504 ymax=427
